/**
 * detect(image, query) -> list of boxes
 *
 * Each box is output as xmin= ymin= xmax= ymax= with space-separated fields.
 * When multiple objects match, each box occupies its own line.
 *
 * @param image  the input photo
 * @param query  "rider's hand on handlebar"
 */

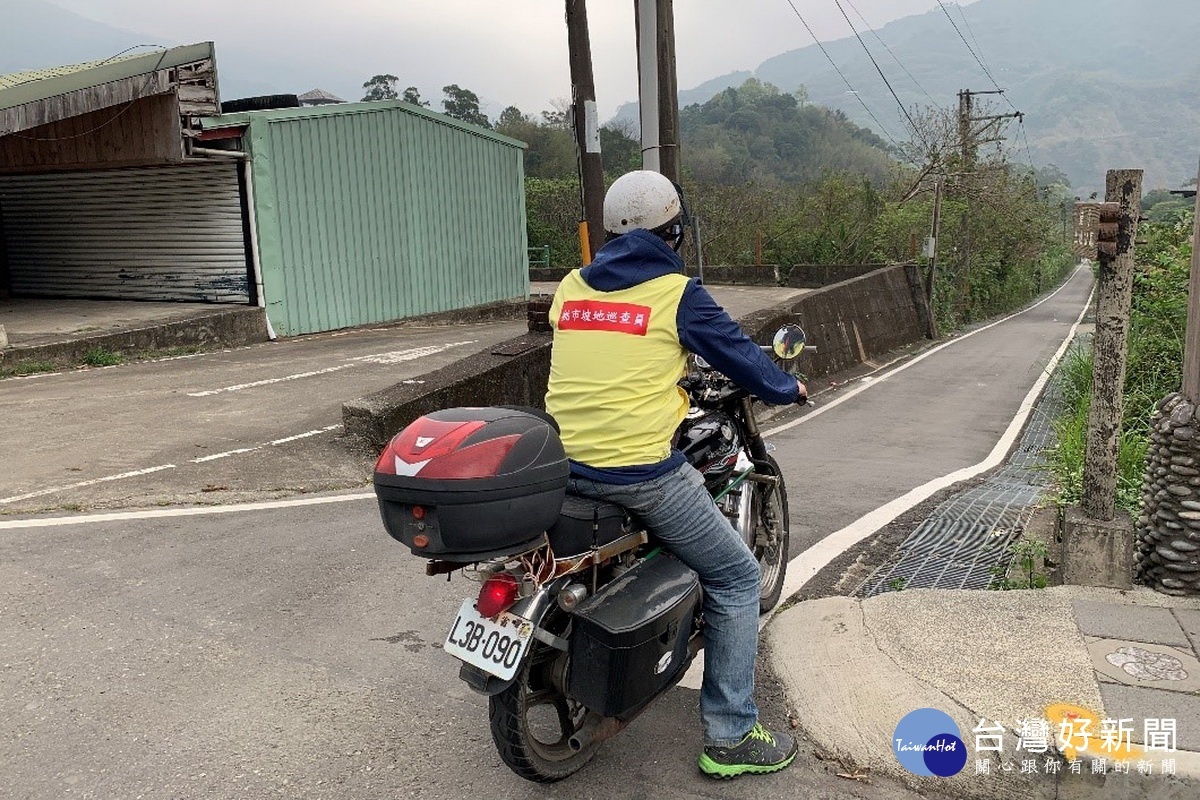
xmin=796 ymin=379 xmax=808 ymax=406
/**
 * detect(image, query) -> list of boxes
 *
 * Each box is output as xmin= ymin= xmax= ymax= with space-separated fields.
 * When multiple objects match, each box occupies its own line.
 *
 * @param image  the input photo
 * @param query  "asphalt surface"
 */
xmin=0 ymin=273 xmax=1098 ymax=799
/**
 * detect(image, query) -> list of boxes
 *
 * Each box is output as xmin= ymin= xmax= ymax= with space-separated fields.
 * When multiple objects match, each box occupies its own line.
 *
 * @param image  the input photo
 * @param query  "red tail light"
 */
xmin=477 ymin=572 xmax=521 ymax=618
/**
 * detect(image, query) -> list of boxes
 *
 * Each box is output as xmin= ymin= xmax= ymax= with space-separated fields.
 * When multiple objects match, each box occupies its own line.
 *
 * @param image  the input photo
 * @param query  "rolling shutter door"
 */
xmin=0 ymin=161 xmax=250 ymax=303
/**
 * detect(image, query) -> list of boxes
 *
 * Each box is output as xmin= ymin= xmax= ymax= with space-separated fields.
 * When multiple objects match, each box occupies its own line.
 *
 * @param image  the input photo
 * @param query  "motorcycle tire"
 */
xmin=488 ymin=613 xmax=600 ymax=782
xmin=753 ymin=455 xmax=790 ymax=612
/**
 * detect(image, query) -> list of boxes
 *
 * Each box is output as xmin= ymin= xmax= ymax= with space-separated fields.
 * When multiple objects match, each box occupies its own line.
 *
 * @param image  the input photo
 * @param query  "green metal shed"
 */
xmin=207 ymin=101 xmax=528 ymax=336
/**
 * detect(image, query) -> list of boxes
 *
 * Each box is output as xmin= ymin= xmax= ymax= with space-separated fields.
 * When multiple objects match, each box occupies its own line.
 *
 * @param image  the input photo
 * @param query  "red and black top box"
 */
xmin=374 ymin=407 xmax=568 ymax=562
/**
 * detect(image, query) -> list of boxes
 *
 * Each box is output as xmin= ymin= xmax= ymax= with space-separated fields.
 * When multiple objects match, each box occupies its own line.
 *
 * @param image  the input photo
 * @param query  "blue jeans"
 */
xmin=567 ymin=462 xmax=762 ymax=747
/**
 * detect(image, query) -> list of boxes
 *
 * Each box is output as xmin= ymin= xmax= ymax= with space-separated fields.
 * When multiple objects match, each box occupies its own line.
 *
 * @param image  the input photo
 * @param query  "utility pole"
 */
xmin=956 ymin=88 xmax=1022 ymax=313
xmin=565 ymin=0 xmax=605 ymax=263
xmin=1184 ymin=158 xmax=1200 ymax=402
xmin=924 ymin=176 xmax=943 ymax=337
xmin=634 ymin=0 xmax=681 ymax=182
xmin=1082 ymin=169 xmax=1143 ymax=521
xmin=655 ymin=0 xmax=680 ymax=183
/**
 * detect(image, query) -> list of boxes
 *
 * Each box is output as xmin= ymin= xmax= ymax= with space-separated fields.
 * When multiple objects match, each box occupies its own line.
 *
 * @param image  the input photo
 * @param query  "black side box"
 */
xmin=567 ymin=553 xmax=701 ymax=719
xmin=547 ymin=495 xmax=630 ymax=558
xmin=374 ymin=407 xmax=568 ymax=562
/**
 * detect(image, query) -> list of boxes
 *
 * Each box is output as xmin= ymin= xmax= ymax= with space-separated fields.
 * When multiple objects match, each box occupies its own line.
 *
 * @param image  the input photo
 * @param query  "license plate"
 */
xmin=444 ymin=599 xmax=533 ymax=681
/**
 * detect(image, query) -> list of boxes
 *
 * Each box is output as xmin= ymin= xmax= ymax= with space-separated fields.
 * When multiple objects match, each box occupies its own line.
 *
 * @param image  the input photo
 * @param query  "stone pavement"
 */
xmin=770 ymin=579 xmax=1200 ymax=798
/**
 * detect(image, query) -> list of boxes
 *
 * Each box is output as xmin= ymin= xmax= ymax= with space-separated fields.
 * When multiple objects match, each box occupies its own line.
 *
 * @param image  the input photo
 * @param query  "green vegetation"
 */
xmin=990 ymin=539 xmax=1051 ymax=590
xmin=81 ymin=347 xmax=124 ymax=367
xmin=0 ymin=344 xmax=210 ymax=380
xmin=1043 ymin=213 xmax=1193 ymax=516
xmin=0 ymin=359 xmax=58 ymax=378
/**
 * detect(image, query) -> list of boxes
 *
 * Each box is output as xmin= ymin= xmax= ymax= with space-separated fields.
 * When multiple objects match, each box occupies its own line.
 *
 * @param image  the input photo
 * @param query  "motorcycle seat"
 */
xmin=548 ymin=494 xmax=634 ymax=558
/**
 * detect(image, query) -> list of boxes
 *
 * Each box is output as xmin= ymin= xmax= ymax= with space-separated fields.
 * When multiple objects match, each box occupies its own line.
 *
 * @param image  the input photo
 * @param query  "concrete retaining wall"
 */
xmin=343 ymin=264 xmax=931 ymax=449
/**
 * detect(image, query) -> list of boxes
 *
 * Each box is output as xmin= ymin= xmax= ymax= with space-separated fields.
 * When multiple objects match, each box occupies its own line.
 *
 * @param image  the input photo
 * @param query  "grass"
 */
xmin=0 ymin=359 xmax=59 ymax=378
xmin=81 ymin=347 xmax=124 ymax=367
xmin=1043 ymin=344 xmax=1148 ymax=517
xmin=1 ymin=343 xmax=213 ymax=380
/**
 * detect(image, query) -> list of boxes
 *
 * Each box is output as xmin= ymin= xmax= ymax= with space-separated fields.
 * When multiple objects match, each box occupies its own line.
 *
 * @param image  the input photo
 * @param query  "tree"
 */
xmin=497 ymin=106 xmax=528 ymax=129
xmin=442 ymin=84 xmax=491 ymax=128
xmin=362 ymin=74 xmax=399 ymax=101
xmin=541 ymin=98 xmax=572 ymax=130
xmin=401 ymin=86 xmax=429 ymax=107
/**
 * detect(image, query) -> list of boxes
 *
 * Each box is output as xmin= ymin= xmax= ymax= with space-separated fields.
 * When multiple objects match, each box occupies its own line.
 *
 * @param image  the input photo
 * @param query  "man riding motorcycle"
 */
xmin=544 ymin=170 xmax=807 ymax=778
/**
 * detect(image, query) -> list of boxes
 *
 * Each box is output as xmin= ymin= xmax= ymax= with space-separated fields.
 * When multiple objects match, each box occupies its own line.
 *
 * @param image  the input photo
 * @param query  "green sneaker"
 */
xmin=698 ymin=722 xmax=798 ymax=778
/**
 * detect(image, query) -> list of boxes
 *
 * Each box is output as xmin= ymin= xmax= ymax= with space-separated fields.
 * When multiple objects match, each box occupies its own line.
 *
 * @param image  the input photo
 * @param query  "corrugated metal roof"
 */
xmin=204 ymin=99 xmax=527 ymax=150
xmin=0 ymin=42 xmax=215 ymax=112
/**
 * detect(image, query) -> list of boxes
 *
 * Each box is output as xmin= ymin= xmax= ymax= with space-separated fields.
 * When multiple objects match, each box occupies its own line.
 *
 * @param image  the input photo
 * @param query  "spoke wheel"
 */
xmin=489 ymin=616 xmax=600 ymax=782
xmin=751 ymin=455 xmax=790 ymax=612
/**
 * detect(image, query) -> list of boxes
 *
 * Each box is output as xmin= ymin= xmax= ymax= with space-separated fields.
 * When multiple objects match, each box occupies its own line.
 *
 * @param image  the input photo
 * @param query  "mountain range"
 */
xmin=619 ymin=0 xmax=1200 ymax=196
xmin=6 ymin=0 xmax=1199 ymax=196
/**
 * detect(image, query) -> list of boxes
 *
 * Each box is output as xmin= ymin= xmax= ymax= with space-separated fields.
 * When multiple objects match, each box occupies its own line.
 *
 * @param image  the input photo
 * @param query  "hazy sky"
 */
xmin=46 ymin=1 xmax=975 ymax=118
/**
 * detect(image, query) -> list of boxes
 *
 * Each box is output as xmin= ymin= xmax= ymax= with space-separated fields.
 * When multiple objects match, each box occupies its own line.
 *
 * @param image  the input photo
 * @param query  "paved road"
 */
xmin=0 ymin=272 xmax=1095 ymax=799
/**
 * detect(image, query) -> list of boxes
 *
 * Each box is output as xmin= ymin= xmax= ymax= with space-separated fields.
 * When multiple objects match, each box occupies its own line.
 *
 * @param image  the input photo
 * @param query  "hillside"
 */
xmin=616 ymin=0 xmax=1200 ymax=194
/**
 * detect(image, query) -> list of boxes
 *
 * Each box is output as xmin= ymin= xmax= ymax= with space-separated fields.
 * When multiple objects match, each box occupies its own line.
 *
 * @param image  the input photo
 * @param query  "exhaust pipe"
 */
xmin=568 ymin=713 xmax=629 ymax=751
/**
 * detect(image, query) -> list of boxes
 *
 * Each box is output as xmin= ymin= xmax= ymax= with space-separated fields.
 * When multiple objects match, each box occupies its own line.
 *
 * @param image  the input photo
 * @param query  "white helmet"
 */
xmin=603 ymin=170 xmax=683 ymax=236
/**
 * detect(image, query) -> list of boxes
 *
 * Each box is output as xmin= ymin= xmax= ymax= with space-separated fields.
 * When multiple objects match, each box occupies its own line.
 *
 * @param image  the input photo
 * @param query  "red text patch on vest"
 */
xmin=557 ymin=300 xmax=651 ymax=335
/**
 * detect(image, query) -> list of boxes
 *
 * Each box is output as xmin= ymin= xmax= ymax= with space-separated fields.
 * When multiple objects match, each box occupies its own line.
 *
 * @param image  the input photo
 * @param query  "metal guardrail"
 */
xmin=528 ymin=245 xmax=550 ymax=267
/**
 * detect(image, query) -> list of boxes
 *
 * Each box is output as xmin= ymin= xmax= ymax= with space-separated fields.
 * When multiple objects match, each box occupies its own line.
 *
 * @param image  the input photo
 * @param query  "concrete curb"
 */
xmin=0 ymin=306 xmax=270 ymax=368
xmin=768 ymin=592 xmax=1200 ymax=799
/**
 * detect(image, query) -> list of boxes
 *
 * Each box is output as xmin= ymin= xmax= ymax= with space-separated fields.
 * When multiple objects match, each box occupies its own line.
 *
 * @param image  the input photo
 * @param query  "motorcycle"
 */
xmin=372 ymin=324 xmax=810 ymax=782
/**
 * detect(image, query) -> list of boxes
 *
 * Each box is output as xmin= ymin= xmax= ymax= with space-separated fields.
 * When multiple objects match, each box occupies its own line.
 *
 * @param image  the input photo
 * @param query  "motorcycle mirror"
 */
xmin=772 ymin=324 xmax=806 ymax=359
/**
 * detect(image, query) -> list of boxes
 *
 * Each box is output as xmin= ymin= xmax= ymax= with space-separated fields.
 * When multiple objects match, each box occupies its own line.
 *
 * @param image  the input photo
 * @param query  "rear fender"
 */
xmin=457 ymin=576 xmax=572 ymax=696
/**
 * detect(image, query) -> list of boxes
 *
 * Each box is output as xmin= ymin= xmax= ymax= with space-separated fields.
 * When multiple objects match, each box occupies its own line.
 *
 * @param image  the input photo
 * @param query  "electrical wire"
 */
xmin=11 ymin=48 xmax=172 ymax=142
xmin=842 ymin=0 xmax=942 ymax=109
xmin=831 ymin=0 xmax=927 ymax=148
xmin=781 ymin=0 xmax=903 ymax=150
xmin=936 ymin=1 xmax=1000 ymax=88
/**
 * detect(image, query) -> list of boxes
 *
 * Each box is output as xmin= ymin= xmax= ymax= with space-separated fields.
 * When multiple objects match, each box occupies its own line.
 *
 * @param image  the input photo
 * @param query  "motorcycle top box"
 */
xmin=374 ymin=407 xmax=568 ymax=561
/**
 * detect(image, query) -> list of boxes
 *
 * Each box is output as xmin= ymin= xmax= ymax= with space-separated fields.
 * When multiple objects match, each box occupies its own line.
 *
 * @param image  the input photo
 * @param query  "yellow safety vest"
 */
xmin=546 ymin=269 xmax=691 ymax=468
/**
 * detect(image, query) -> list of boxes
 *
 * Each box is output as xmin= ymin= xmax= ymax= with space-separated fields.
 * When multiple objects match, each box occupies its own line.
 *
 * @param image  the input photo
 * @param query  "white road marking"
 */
xmin=682 ymin=272 xmax=1093 ymax=691
xmin=190 ymin=448 xmax=259 ymax=463
xmin=0 ymin=269 xmax=1091 ymax=630
xmin=0 ymin=464 xmax=179 ymax=505
xmin=269 ymin=425 xmax=343 ymax=446
xmin=1 ymin=426 xmax=346 ymax=504
xmin=0 ymin=492 xmax=376 ymax=529
xmin=763 ymin=265 xmax=1086 ymax=438
xmin=186 ymin=342 xmax=476 ymax=397
xmin=186 ymin=364 xmax=356 ymax=396
xmin=768 ymin=274 xmax=1094 ymax=612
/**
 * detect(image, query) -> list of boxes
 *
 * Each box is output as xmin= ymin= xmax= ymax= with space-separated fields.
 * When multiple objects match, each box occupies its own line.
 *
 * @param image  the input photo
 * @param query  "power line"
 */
xmin=841 ymin=0 xmax=942 ymax=109
xmin=935 ymin=1 xmax=1002 ymax=90
xmin=950 ymin=1 xmax=1022 ymax=117
xmin=831 ymin=0 xmax=926 ymax=147
xmin=781 ymin=0 xmax=903 ymax=150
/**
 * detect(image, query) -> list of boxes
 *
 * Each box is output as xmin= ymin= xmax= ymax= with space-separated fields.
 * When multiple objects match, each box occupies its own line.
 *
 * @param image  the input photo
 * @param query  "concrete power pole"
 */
xmin=565 ymin=0 xmax=605 ymax=263
xmin=1061 ymin=169 xmax=1142 ymax=590
xmin=1183 ymin=158 xmax=1200 ymax=402
xmin=634 ymin=0 xmax=681 ymax=182
xmin=1082 ymin=169 xmax=1143 ymax=521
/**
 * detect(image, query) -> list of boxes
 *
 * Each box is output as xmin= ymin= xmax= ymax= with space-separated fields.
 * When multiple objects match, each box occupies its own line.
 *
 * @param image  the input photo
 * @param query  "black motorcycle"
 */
xmin=372 ymin=324 xmax=809 ymax=782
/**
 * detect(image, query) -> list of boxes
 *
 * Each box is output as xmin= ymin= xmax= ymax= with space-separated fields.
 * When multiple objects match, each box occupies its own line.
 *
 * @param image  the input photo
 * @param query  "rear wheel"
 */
xmin=488 ymin=616 xmax=600 ymax=782
xmin=752 ymin=456 xmax=790 ymax=612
